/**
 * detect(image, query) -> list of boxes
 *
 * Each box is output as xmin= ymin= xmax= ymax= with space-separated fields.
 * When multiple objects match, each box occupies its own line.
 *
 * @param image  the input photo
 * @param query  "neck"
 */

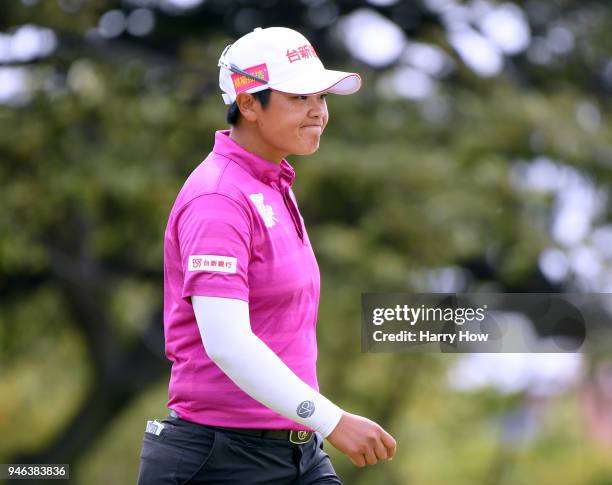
xmin=229 ymin=124 xmax=285 ymax=165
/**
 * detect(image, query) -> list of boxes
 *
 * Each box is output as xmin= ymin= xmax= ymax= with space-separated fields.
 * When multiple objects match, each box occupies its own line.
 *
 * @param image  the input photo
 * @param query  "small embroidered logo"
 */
xmin=231 ymin=63 xmax=269 ymax=94
xmin=296 ymin=400 xmax=315 ymax=418
xmin=188 ymin=255 xmax=237 ymax=273
xmin=249 ymin=193 xmax=279 ymax=228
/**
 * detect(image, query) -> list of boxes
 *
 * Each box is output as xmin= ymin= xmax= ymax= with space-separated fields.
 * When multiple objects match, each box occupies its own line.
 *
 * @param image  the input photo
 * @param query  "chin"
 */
xmin=296 ymin=141 xmax=320 ymax=156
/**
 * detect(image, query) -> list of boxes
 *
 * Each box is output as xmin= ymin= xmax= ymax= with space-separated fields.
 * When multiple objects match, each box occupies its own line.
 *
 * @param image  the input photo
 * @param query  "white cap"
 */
xmin=218 ymin=27 xmax=361 ymax=105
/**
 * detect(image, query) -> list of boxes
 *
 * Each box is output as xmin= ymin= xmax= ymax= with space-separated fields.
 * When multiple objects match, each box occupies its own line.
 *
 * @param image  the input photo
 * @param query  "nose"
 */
xmin=308 ymin=95 xmax=327 ymax=120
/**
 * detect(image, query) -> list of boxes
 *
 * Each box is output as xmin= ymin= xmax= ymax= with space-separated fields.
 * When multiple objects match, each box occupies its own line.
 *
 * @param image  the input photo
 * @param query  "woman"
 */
xmin=137 ymin=26 xmax=396 ymax=485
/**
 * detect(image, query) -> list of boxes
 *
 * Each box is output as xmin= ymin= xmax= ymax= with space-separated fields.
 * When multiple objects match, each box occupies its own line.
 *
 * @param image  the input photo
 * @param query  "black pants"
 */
xmin=136 ymin=414 xmax=342 ymax=484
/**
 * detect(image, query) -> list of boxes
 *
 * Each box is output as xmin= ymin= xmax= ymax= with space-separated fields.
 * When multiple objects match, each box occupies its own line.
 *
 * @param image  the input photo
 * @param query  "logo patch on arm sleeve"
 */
xmin=188 ymin=255 xmax=238 ymax=273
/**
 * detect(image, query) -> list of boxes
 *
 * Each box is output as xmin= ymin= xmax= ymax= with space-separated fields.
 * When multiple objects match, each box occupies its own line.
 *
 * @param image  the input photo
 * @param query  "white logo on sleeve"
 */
xmin=188 ymin=255 xmax=237 ymax=273
xmin=249 ymin=193 xmax=278 ymax=228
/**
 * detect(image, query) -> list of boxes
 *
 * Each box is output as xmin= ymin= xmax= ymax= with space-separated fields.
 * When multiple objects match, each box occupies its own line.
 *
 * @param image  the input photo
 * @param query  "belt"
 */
xmin=169 ymin=410 xmax=314 ymax=445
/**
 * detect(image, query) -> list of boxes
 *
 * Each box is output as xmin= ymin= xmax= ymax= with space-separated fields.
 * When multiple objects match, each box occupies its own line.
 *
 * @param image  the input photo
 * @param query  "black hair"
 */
xmin=226 ymin=89 xmax=272 ymax=125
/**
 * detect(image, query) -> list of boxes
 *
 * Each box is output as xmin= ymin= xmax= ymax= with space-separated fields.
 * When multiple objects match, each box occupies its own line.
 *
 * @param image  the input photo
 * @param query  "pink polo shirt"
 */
xmin=163 ymin=130 xmax=320 ymax=431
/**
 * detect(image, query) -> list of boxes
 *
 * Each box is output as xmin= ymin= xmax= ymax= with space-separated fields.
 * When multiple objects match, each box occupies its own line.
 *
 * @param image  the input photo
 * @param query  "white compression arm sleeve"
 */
xmin=191 ymin=295 xmax=343 ymax=437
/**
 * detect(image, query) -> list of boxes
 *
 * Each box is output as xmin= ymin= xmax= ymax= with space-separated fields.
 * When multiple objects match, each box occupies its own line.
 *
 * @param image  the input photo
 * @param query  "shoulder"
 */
xmin=176 ymin=153 xmax=248 ymax=207
xmin=168 ymin=153 xmax=256 ymax=231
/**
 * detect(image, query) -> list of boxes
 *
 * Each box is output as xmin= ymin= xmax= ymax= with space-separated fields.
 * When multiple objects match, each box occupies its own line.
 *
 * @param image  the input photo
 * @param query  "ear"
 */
xmin=235 ymin=92 xmax=259 ymax=123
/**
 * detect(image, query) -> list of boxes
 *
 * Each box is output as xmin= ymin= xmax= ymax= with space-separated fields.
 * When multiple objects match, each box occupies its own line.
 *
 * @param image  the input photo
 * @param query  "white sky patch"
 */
xmin=367 ymin=0 xmax=399 ymax=5
xmin=595 ymin=271 xmax=612 ymax=293
xmin=538 ymin=248 xmax=570 ymax=283
xmin=159 ymin=0 xmax=204 ymax=13
xmin=99 ymin=10 xmax=127 ymax=38
xmin=591 ymin=226 xmax=612 ymax=259
xmin=546 ymin=25 xmax=575 ymax=55
xmin=424 ymin=0 xmax=458 ymax=12
xmin=391 ymin=66 xmax=434 ymax=99
xmin=402 ymin=41 xmax=454 ymax=77
xmin=568 ymin=245 xmax=602 ymax=280
xmin=448 ymin=28 xmax=503 ymax=77
xmin=575 ymin=101 xmax=601 ymax=133
xmin=123 ymin=0 xmax=203 ymax=13
xmin=427 ymin=0 xmax=530 ymax=75
xmin=511 ymin=156 xmax=598 ymax=198
xmin=425 ymin=0 xmax=469 ymax=27
xmin=0 ymin=24 xmax=57 ymax=63
xmin=513 ymin=157 xmax=610 ymax=287
xmin=448 ymin=353 xmax=583 ymax=396
xmin=512 ymin=156 xmax=559 ymax=192
xmin=469 ymin=0 xmax=494 ymax=18
xmin=0 ymin=67 xmax=31 ymax=106
xmin=527 ymin=37 xmax=553 ymax=65
xmin=426 ymin=0 xmax=470 ymax=31
xmin=163 ymin=0 xmax=203 ymax=8
xmin=551 ymin=172 xmax=604 ymax=247
xmin=553 ymin=207 xmax=590 ymax=247
xmin=337 ymin=8 xmax=406 ymax=68
xmin=0 ymin=33 xmax=11 ymax=61
xmin=425 ymin=266 xmax=470 ymax=292
xmin=127 ymin=8 xmax=155 ymax=36
xmin=479 ymin=3 xmax=531 ymax=55
xmin=442 ymin=6 xmax=471 ymax=31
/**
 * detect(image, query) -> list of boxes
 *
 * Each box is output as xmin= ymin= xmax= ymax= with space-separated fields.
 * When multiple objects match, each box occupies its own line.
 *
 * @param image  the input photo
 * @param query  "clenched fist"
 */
xmin=326 ymin=412 xmax=397 ymax=467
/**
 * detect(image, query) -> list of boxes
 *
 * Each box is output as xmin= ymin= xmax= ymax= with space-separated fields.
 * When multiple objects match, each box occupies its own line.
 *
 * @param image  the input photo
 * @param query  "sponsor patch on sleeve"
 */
xmin=188 ymin=255 xmax=237 ymax=273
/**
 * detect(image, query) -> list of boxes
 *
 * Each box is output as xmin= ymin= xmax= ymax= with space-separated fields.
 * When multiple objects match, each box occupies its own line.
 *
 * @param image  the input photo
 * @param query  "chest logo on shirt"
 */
xmin=188 ymin=255 xmax=237 ymax=273
xmin=249 ymin=193 xmax=279 ymax=228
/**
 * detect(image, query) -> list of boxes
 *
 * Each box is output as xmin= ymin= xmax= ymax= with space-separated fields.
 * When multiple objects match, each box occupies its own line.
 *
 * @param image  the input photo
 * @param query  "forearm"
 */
xmin=192 ymin=295 xmax=343 ymax=437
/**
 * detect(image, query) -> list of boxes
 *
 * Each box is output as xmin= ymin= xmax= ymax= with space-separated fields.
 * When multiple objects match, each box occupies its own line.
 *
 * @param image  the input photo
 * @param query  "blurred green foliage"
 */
xmin=1 ymin=0 xmax=612 ymax=483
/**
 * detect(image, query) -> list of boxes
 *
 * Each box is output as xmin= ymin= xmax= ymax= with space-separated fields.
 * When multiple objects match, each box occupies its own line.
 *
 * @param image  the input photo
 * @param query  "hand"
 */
xmin=326 ymin=412 xmax=397 ymax=467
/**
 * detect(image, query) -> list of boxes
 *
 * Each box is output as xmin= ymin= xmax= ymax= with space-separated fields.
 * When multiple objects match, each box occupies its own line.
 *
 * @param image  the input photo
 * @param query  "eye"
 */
xmin=292 ymin=94 xmax=327 ymax=101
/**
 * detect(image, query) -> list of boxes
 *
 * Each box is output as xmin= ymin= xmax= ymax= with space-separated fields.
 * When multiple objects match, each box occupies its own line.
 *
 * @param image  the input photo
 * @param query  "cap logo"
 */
xmin=286 ymin=44 xmax=318 ymax=63
xmin=232 ymin=63 xmax=269 ymax=94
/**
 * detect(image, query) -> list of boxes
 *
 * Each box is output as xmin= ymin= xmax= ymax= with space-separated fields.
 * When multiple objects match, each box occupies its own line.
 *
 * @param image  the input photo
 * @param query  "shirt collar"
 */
xmin=212 ymin=130 xmax=296 ymax=188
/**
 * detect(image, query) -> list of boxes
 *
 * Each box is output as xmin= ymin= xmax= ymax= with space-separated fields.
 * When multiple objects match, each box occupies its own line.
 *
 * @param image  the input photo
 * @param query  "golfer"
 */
xmin=137 ymin=26 xmax=396 ymax=484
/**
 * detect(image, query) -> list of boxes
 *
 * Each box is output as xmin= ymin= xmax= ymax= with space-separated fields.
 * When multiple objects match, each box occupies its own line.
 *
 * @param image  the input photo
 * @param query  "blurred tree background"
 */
xmin=1 ymin=0 xmax=612 ymax=483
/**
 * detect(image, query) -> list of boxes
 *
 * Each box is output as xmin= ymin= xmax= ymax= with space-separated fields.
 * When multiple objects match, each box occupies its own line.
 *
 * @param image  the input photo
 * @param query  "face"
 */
xmin=238 ymin=90 xmax=329 ymax=160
